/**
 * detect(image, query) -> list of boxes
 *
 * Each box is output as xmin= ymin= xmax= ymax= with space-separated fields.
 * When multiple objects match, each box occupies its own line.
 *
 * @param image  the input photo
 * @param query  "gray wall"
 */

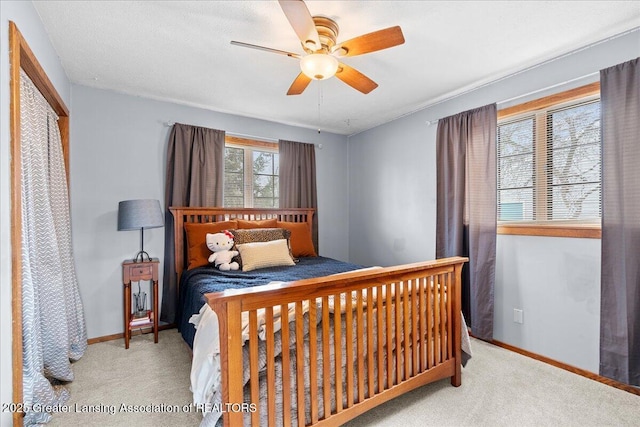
xmin=347 ymin=29 xmax=639 ymax=373
xmin=495 ymin=235 xmax=601 ymax=370
xmin=69 ymin=85 xmax=350 ymax=339
xmin=0 ymin=1 xmax=72 ymax=425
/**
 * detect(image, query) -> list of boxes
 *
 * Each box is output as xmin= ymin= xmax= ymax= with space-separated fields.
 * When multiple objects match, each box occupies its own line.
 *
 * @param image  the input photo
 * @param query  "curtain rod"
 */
xmin=163 ymin=122 xmax=278 ymax=143
xmin=418 ymin=26 xmax=639 ymax=126
xmin=496 ymin=71 xmax=598 ymax=106
xmin=162 ymin=123 xmax=323 ymax=148
xmin=424 ymin=71 xmax=599 ymax=126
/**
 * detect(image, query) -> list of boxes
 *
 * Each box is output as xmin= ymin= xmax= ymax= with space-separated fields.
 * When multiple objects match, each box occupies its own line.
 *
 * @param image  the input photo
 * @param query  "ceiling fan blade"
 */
xmin=278 ymin=0 xmax=321 ymax=51
xmin=230 ymin=41 xmax=301 ymax=59
xmin=334 ymin=26 xmax=405 ymax=57
xmin=335 ymin=63 xmax=378 ymax=94
xmin=287 ymin=72 xmax=312 ymax=95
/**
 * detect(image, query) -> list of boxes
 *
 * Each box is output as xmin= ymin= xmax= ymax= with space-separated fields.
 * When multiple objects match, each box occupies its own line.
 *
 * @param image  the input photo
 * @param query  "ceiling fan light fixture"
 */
xmin=300 ymin=53 xmax=339 ymax=80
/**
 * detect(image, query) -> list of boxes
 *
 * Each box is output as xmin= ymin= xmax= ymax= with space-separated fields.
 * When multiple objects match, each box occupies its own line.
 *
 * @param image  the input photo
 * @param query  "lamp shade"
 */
xmin=117 ymin=199 xmax=164 ymax=231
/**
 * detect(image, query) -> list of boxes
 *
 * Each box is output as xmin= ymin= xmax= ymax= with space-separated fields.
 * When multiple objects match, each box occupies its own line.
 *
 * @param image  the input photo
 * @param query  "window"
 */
xmin=497 ymin=83 xmax=602 ymax=238
xmin=224 ymin=136 xmax=279 ymax=208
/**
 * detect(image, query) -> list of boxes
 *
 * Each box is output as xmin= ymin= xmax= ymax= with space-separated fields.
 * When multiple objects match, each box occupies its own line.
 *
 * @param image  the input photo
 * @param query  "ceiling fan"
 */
xmin=230 ymin=0 xmax=405 ymax=95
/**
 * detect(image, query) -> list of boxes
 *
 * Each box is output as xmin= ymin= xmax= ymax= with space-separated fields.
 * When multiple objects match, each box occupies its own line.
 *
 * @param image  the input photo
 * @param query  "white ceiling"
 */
xmin=33 ymin=1 xmax=640 ymax=135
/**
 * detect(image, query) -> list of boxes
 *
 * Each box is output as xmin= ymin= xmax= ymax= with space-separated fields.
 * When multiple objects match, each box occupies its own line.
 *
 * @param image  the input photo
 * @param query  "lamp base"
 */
xmin=133 ymin=250 xmax=151 ymax=263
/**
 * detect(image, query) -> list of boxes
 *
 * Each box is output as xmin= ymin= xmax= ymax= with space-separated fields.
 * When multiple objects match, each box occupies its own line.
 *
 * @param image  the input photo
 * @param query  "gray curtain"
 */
xmin=20 ymin=69 xmax=87 ymax=425
xmin=436 ymin=104 xmax=497 ymax=341
xmin=278 ymin=139 xmax=318 ymax=251
xmin=161 ymin=123 xmax=224 ymax=323
xmin=600 ymin=57 xmax=640 ymax=386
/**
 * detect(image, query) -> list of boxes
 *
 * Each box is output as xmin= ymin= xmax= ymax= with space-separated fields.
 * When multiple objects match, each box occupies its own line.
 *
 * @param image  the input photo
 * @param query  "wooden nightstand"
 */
xmin=122 ymin=258 xmax=159 ymax=349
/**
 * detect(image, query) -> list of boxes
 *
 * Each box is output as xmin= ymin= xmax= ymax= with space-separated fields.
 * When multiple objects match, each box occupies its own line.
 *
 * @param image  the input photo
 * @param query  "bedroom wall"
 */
xmin=69 ymin=85 xmax=350 ymax=339
xmin=0 ymin=1 xmax=73 ymax=425
xmin=347 ymin=29 xmax=639 ymax=373
xmin=494 ymin=235 xmax=601 ymax=370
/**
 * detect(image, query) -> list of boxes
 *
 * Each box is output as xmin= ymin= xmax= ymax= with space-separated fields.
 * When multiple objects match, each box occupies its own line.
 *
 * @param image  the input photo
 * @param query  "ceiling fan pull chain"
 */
xmin=317 ymin=82 xmax=322 ymax=133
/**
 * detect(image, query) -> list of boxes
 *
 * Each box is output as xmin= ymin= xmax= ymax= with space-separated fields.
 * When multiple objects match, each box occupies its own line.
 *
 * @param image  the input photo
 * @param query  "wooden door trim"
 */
xmin=9 ymin=21 xmax=70 ymax=426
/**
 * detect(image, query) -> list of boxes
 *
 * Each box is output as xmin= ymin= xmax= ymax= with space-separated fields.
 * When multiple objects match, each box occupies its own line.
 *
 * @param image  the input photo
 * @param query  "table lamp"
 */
xmin=117 ymin=199 xmax=164 ymax=263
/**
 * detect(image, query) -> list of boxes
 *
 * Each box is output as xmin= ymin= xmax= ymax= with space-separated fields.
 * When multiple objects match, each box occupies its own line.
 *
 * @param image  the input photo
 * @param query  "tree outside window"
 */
xmin=224 ymin=143 xmax=279 ymax=208
xmin=498 ymin=98 xmax=601 ymax=222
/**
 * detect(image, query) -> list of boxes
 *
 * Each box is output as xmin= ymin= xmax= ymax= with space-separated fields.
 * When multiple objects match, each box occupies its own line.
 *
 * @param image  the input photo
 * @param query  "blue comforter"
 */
xmin=178 ymin=256 xmax=364 ymax=348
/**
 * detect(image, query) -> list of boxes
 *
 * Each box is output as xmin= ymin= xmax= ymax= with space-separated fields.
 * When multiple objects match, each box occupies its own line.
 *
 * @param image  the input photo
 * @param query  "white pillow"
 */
xmin=236 ymin=239 xmax=295 ymax=272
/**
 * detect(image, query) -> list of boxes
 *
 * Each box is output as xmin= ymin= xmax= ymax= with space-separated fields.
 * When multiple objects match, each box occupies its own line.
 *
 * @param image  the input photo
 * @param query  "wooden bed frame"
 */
xmin=170 ymin=207 xmax=467 ymax=427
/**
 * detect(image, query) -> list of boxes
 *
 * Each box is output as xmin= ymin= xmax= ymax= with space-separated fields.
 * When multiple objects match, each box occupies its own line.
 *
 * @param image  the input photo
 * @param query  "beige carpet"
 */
xmin=48 ymin=330 xmax=640 ymax=427
xmin=48 ymin=330 xmax=201 ymax=427
xmin=345 ymin=339 xmax=640 ymax=427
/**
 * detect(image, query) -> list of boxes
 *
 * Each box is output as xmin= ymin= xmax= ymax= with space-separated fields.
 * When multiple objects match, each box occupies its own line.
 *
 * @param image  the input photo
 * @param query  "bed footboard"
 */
xmin=206 ymin=256 xmax=467 ymax=427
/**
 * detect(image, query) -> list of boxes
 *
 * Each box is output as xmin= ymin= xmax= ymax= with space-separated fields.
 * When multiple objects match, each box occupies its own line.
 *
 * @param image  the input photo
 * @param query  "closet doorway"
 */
xmin=9 ymin=21 xmax=71 ymax=427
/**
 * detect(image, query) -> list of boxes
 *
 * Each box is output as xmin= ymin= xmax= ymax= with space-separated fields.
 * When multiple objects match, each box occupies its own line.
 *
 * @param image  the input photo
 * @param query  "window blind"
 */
xmin=252 ymin=150 xmax=279 ymax=208
xmin=497 ymin=117 xmax=535 ymax=221
xmin=547 ymin=100 xmax=601 ymax=220
xmin=497 ymin=97 xmax=601 ymax=222
xmin=223 ymin=144 xmax=279 ymax=208
xmin=224 ymin=146 xmax=245 ymax=208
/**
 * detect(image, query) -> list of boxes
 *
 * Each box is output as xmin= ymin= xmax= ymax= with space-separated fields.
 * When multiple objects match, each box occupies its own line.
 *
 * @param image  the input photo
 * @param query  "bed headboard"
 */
xmin=169 ymin=207 xmax=315 ymax=281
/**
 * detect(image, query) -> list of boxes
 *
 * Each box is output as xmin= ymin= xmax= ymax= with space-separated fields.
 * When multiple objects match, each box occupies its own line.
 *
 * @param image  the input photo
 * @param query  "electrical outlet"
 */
xmin=513 ymin=308 xmax=524 ymax=324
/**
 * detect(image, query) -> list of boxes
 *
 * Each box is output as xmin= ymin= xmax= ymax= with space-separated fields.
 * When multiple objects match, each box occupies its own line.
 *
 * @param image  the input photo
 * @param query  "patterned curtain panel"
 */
xmin=600 ymin=57 xmax=640 ymax=386
xmin=20 ymin=69 xmax=87 ymax=425
xmin=161 ymin=123 xmax=224 ymax=323
xmin=278 ymin=139 xmax=318 ymax=251
xmin=436 ymin=104 xmax=497 ymax=341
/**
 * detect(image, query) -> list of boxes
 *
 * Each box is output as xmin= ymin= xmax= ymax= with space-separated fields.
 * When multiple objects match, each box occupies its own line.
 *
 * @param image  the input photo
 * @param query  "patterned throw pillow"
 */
xmin=230 ymin=228 xmax=293 ymax=268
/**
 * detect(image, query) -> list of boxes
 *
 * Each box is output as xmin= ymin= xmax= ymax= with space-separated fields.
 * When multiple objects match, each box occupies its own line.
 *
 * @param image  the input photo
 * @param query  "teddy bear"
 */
xmin=206 ymin=230 xmax=239 ymax=271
